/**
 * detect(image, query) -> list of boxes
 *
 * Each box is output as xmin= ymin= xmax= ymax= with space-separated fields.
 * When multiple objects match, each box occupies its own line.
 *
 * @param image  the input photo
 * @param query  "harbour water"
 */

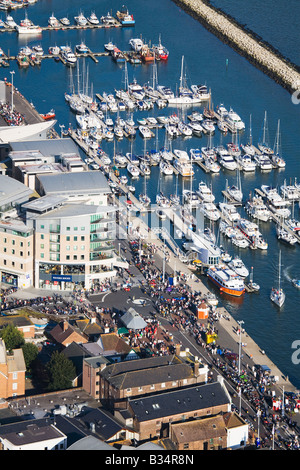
xmin=1 ymin=0 xmax=300 ymax=388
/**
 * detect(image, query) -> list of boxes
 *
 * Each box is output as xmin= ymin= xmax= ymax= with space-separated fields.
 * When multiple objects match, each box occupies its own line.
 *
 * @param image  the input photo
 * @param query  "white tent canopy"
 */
xmin=120 ymin=307 xmax=147 ymax=330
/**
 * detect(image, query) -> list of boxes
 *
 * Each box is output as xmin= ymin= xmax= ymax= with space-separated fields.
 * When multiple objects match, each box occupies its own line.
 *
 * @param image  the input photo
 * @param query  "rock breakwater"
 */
xmin=172 ymin=0 xmax=300 ymax=94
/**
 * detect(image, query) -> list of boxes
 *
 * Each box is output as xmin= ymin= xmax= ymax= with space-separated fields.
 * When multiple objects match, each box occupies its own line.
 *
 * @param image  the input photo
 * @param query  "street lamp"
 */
xmin=237 ymin=320 xmax=244 ymax=376
xmin=10 ymin=70 xmax=15 ymax=113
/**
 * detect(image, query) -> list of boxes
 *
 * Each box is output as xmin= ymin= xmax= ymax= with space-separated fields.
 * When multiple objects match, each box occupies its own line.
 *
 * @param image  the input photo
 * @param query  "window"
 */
xmin=74 ymin=227 xmax=78 ymax=231
xmin=12 ymin=249 xmax=15 ymax=255
xmin=81 ymin=255 xmax=85 ymax=260
xmin=12 ymin=240 xmax=15 ymax=245
xmin=41 ymin=253 xmax=44 ymax=259
xmin=20 ymin=251 xmax=23 ymax=257
xmin=74 ymin=236 xmax=78 ymax=241
xmin=66 ymin=227 xmax=70 ymax=231
xmin=66 ymin=236 xmax=70 ymax=241
xmin=41 ymin=244 xmax=44 ymax=249
xmin=41 ymin=225 xmax=44 ymax=229
xmin=81 ymin=236 xmax=85 ymax=241
xmin=20 ymin=242 xmax=23 ymax=247
xmin=73 ymin=255 xmax=77 ymax=260
xmin=66 ymin=255 xmax=70 ymax=260
xmin=41 ymin=234 xmax=44 ymax=239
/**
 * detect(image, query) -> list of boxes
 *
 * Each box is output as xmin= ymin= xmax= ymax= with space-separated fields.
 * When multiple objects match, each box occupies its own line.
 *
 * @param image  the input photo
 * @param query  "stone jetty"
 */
xmin=172 ymin=0 xmax=300 ymax=94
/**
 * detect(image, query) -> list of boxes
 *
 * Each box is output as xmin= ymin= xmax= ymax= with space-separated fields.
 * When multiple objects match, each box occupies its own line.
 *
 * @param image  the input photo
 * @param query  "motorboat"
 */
xmin=173 ymin=157 xmax=194 ymax=177
xmin=74 ymin=12 xmax=88 ymax=26
xmin=276 ymin=225 xmax=298 ymax=245
xmin=207 ymin=265 xmax=245 ymax=297
xmin=201 ymin=119 xmax=215 ymax=134
xmin=48 ymin=13 xmax=60 ymax=27
xmin=62 ymin=50 xmax=77 ymax=65
xmin=5 ymin=15 xmax=17 ymax=28
xmin=127 ymin=163 xmax=140 ymax=178
xmin=228 ymin=257 xmax=249 ymax=278
xmin=159 ymin=160 xmax=173 ymax=176
xmin=203 ymin=157 xmax=220 ymax=173
xmin=140 ymin=161 xmax=151 ymax=176
xmin=261 ymin=185 xmax=291 ymax=218
xmin=190 ymin=84 xmax=211 ymax=101
xmin=139 ymin=126 xmax=152 ymax=139
xmin=115 ymin=153 xmax=127 ymax=166
xmin=254 ymin=154 xmax=273 ymax=171
xmin=286 ymin=218 xmax=300 ymax=232
xmin=157 ymin=85 xmax=175 ymax=100
xmin=245 ymin=196 xmax=272 ymax=222
xmin=182 ymin=190 xmax=200 ymax=207
xmin=88 ymin=12 xmax=99 ymax=25
xmin=197 ymin=181 xmax=215 ymax=202
xmin=129 ymin=38 xmax=144 ymax=52
xmin=49 ymin=45 xmax=61 ymax=56
xmin=280 ymin=180 xmax=299 ymax=202
xmin=60 ymin=17 xmax=70 ymax=26
xmin=224 ymin=108 xmax=245 ymax=132
xmin=120 ymin=175 xmax=128 ymax=185
xmin=76 ymin=42 xmax=89 ymax=53
xmin=292 ymin=279 xmax=300 ymax=289
xmin=178 ymin=121 xmax=193 ymax=137
xmin=32 ymin=45 xmax=43 ymax=55
xmin=236 ymin=154 xmax=256 ymax=172
xmin=128 ymin=78 xmax=145 ymax=100
xmin=200 ymin=202 xmax=221 ymax=221
xmin=219 ymin=203 xmax=241 ymax=222
xmin=190 ymin=148 xmax=202 ymax=162
xmin=218 ymin=152 xmax=237 ymax=171
xmin=104 ymin=41 xmax=115 ymax=53
xmin=101 ymin=12 xmax=115 ymax=26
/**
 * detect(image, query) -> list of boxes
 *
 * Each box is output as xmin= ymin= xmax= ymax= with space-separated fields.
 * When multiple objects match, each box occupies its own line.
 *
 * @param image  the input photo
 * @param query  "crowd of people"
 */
xmin=1 ymin=234 xmax=300 ymax=449
xmin=0 ymin=101 xmax=25 ymax=126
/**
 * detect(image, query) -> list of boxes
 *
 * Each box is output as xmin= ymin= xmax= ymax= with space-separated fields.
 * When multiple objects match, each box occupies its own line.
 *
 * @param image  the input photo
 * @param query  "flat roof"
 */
xmin=36 ymin=203 xmax=116 ymax=219
xmin=37 ymin=171 xmax=111 ymax=196
xmin=0 ymin=175 xmax=33 ymax=206
xmin=9 ymin=137 xmax=78 ymax=156
xmin=22 ymin=194 xmax=67 ymax=213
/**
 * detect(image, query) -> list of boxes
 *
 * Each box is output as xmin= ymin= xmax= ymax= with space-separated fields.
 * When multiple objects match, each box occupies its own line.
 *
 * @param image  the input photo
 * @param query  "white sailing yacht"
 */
xmin=272 ymin=119 xmax=286 ymax=168
xmin=167 ymin=56 xmax=202 ymax=105
xmin=270 ymin=251 xmax=285 ymax=307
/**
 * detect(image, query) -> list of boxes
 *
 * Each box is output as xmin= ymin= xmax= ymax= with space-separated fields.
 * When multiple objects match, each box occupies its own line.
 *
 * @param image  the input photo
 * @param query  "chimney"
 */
xmin=62 ymin=321 xmax=69 ymax=332
xmin=194 ymin=362 xmax=199 ymax=376
xmin=175 ymin=343 xmax=181 ymax=356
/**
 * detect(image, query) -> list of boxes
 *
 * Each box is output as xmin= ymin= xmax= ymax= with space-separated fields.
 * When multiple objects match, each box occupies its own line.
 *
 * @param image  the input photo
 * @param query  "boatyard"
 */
xmin=0 ymin=0 xmax=299 ymax=452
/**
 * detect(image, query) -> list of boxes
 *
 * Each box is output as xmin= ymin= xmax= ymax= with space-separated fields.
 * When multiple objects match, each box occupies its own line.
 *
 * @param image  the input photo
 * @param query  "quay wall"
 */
xmin=172 ymin=0 xmax=300 ymax=94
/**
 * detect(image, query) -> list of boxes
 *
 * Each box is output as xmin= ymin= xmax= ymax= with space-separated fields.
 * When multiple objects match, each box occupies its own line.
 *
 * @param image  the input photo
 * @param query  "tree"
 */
xmin=0 ymin=324 xmax=24 ymax=351
xmin=46 ymin=351 xmax=76 ymax=391
xmin=22 ymin=342 xmax=39 ymax=373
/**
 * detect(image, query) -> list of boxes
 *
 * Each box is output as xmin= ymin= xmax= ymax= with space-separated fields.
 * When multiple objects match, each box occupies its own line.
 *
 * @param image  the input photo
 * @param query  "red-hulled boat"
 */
xmin=41 ymin=109 xmax=55 ymax=121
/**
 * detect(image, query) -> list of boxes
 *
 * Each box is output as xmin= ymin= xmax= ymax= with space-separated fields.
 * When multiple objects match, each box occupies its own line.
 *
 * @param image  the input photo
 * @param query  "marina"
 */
xmin=0 ymin=0 xmax=299 ymax=433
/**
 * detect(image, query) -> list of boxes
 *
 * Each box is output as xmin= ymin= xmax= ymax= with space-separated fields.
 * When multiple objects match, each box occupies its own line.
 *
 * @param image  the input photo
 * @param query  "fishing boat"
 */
xmin=207 ymin=265 xmax=245 ymax=297
xmin=140 ymin=44 xmax=155 ymax=62
xmin=152 ymin=35 xmax=169 ymax=60
xmin=270 ymin=251 xmax=285 ymax=307
xmin=228 ymin=257 xmax=249 ymax=278
xmin=116 ymin=6 xmax=135 ymax=26
xmin=112 ymin=48 xmax=126 ymax=63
